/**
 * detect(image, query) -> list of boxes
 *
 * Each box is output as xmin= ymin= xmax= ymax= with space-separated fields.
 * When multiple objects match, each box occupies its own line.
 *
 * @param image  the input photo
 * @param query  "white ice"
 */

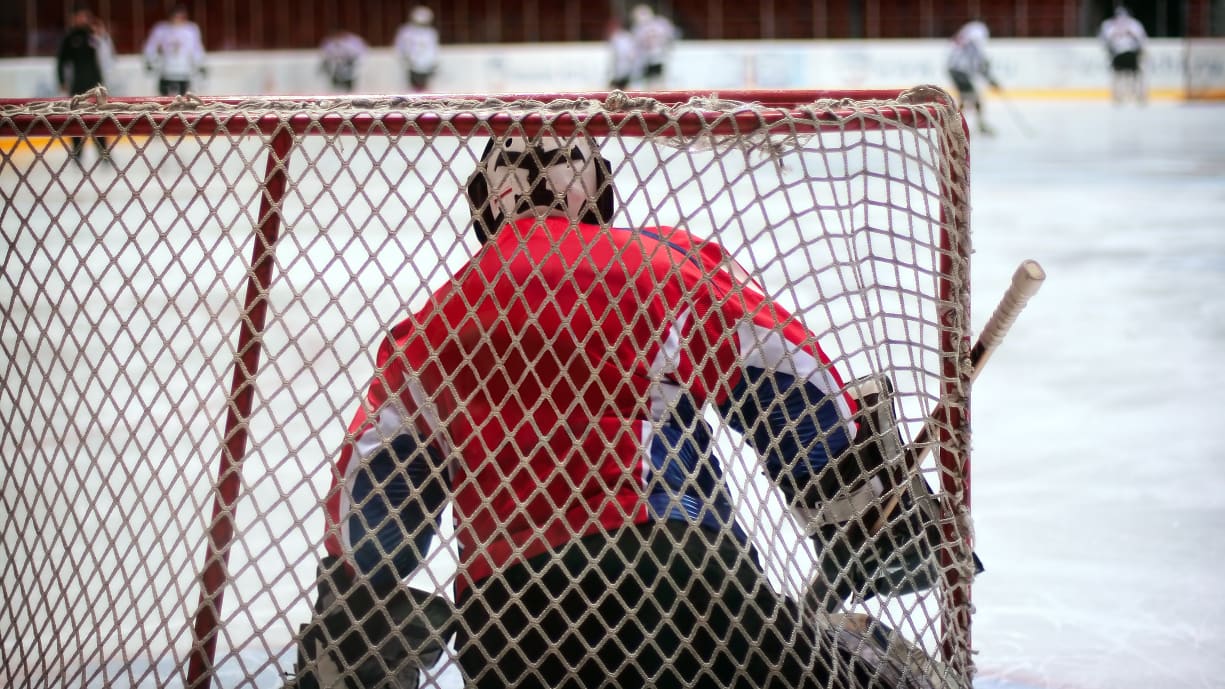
xmin=965 ymin=99 xmax=1225 ymax=689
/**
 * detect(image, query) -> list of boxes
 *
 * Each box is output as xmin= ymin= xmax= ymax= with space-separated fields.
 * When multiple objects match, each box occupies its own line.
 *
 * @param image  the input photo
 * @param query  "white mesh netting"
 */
xmin=0 ymin=87 xmax=973 ymax=689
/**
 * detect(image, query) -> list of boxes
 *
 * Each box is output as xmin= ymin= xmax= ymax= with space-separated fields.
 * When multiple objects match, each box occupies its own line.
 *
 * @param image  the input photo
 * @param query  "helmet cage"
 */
xmin=465 ymin=135 xmax=615 ymax=244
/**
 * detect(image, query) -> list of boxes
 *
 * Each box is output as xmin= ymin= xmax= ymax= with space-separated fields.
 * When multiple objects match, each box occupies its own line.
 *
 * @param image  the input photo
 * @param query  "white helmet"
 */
xmin=410 ymin=6 xmax=434 ymax=25
xmin=631 ymin=4 xmax=655 ymax=26
xmin=957 ymin=20 xmax=989 ymax=46
xmin=465 ymin=134 xmax=614 ymax=243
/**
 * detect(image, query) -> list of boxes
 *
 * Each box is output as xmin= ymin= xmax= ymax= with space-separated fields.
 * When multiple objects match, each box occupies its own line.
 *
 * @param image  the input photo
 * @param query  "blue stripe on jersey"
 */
xmin=348 ymin=433 xmax=446 ymax=589
xmin=630 ymin=228 xmax=708 ymax=271
xmin=643 ymin=395 xmax=750 ymax=544
xmin=718 ymin=368 xmax=853 ymax=484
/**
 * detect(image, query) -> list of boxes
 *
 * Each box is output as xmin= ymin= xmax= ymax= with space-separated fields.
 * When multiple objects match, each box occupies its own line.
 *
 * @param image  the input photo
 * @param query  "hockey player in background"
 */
xmin=395 ymin=6 xmax=440 ymax=93
xmin=630 ymin=4 xmax=678 ymax=89
xmin=320 ymin=30 xmax=369 ymax=93
xmin=286 ymin=130 xmax=950 ymax=688
xmin=606 ymin=16 xmax=638 ymax=90
xmin=1099 ymin=6 xmax=1149 ymax=104
xmin=947 ymin=20 xmax=1001 ymax=136
xmin=56 ymin=4 xmax=114 ymax=166
xmin=142 ymin=4 xmax=207 ymax=96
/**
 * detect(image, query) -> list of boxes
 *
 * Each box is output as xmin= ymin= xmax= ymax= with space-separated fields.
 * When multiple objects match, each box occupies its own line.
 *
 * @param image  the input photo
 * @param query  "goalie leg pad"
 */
xmin=823 ymin=612 xmax=957 ymax=689
xmin=798 ymin=375 xmax=954 ymax=612
xmin=290 ymin=557 xmax=455 ymax=689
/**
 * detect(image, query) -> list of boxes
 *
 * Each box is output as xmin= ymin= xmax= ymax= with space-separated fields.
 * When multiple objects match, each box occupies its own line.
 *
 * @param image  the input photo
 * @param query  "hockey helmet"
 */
xmin=410 ymin=6 xmax=434 ymax=25
xmin=956 ymin=20 xmax=990 ymax=46
xmin=464 ymin=133 xmax=614 ymax=244
xmin=631 ymin=4 xmax=655 ymax=26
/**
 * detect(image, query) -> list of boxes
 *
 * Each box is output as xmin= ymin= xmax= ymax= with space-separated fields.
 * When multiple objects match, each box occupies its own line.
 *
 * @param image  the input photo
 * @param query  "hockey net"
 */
xmin=0 ymin=87 xmax=973 ymax=689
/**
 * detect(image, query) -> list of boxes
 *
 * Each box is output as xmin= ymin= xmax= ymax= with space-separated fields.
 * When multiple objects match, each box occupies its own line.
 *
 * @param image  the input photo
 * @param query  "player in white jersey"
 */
xmin=142 ymin=4 xmax=206 ymax=96
xmin=1099 ymin=7 xmax=1149 ymax=104
xmin=320 ymin=30 xmax=368 ymax=93
xmin=394 ymin=6 xmax=440 ymax=93
xmin=606 ymin=16 xmax=638 ymax=90
xmin=946 ymin=20 xmax=1000 ymax=136
xmin=630 ymin=4 xmax=678 ymax=90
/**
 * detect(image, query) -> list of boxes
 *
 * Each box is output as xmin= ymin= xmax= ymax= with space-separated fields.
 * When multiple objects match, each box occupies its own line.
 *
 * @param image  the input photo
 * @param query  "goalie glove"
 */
xmin=288 ymin=557 xmax=455 ymax=689
xmin=788 ymin=375 xmax=956 ymax=613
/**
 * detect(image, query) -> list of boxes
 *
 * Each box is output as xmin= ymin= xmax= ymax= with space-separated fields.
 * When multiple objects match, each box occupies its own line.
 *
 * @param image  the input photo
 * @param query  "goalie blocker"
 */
xmin=788 ymin=375 xmax=984 ymax=614
xmin=287 ymin=557 xmax=455 ymax=689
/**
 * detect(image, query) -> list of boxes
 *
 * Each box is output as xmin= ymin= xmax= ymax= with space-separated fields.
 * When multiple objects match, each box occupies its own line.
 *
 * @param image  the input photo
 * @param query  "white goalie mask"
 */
xmin=465 ymin=134 xmax=614 ymax=244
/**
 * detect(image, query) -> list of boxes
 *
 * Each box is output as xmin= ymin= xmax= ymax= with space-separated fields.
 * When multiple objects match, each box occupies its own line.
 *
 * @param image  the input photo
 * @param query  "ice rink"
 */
xmin=963 ymin=98 xmax=1225 ymax=689
xmin=2 ymin=94 xmax=1223 ymax=689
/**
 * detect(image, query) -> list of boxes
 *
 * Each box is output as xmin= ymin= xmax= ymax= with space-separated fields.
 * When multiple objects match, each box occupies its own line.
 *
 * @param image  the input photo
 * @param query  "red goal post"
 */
xmin=0 ymin=87 xmax=973 ymax=689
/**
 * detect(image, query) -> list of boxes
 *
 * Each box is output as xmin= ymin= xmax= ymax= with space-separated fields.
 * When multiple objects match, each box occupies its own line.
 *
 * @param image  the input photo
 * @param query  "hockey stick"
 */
xmin=994 ymin=89 xmax=1037 ymax=138
xmin=869 ymin=259 xmax=1046 ymax=535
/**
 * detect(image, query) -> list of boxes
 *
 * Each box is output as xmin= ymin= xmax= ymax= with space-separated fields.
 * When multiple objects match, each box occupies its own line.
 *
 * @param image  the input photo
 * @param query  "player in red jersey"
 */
xmin=289 ymin=132 xmax=944 ymax=689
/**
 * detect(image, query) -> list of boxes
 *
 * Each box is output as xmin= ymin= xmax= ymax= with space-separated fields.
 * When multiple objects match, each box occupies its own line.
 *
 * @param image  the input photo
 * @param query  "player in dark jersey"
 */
xmin=56 ymin=5 xmax=112 ymax=165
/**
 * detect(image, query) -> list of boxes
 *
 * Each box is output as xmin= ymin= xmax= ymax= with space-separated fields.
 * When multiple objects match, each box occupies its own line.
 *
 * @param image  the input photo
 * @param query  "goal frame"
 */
xmin=0 ymin=88 xmax=973 ymax=689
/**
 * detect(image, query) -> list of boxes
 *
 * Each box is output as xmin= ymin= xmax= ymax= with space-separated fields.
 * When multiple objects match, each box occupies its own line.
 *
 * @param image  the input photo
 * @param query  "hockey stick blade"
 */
xmin=869 ymin=259 xmax=1045 ymax=535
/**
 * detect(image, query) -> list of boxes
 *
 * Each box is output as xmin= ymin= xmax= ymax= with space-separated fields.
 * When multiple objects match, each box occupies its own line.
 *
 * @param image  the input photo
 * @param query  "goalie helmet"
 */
xmin=465 ymin=134 xmax=614 ymax=244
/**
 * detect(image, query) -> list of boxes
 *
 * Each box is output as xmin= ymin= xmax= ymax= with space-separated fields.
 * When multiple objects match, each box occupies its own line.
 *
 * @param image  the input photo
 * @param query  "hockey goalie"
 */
xmin=285 ymin=130 xmax=969 ymax=689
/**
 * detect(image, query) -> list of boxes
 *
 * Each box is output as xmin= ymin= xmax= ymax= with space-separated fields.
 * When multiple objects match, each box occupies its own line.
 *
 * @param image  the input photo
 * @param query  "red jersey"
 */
xmin=325 ymin=216 xmax=857 ymax=592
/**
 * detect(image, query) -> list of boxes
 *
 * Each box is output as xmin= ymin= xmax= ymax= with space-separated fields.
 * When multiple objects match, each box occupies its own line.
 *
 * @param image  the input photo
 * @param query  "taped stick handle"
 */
xmin=868 ymin=259 xmax=1045 ymax=534
xmin=969 ymin=259 xmax=1045 ymax=383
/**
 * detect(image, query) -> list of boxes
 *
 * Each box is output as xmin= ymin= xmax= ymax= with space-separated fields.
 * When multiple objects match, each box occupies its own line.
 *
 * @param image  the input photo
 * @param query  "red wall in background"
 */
xmin=4 ymin=0 xmax=1219 ymax=58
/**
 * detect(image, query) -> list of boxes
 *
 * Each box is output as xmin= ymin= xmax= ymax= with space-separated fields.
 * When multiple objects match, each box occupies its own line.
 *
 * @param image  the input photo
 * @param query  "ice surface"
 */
xmin=965 ymin=100 xmax=1225 ymax=689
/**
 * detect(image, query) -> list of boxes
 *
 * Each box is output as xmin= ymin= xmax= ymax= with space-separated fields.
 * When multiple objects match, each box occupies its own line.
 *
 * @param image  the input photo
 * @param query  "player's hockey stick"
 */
xmin=994 ymin=88 xmax=1037 ymax=137
xmin=869 ymin=259 xmax=1046 ymax=535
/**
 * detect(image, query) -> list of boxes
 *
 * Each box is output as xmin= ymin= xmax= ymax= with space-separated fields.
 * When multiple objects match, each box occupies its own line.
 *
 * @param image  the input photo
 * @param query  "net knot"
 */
xmin=69 ymin=86 xmax=108 ymax=109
